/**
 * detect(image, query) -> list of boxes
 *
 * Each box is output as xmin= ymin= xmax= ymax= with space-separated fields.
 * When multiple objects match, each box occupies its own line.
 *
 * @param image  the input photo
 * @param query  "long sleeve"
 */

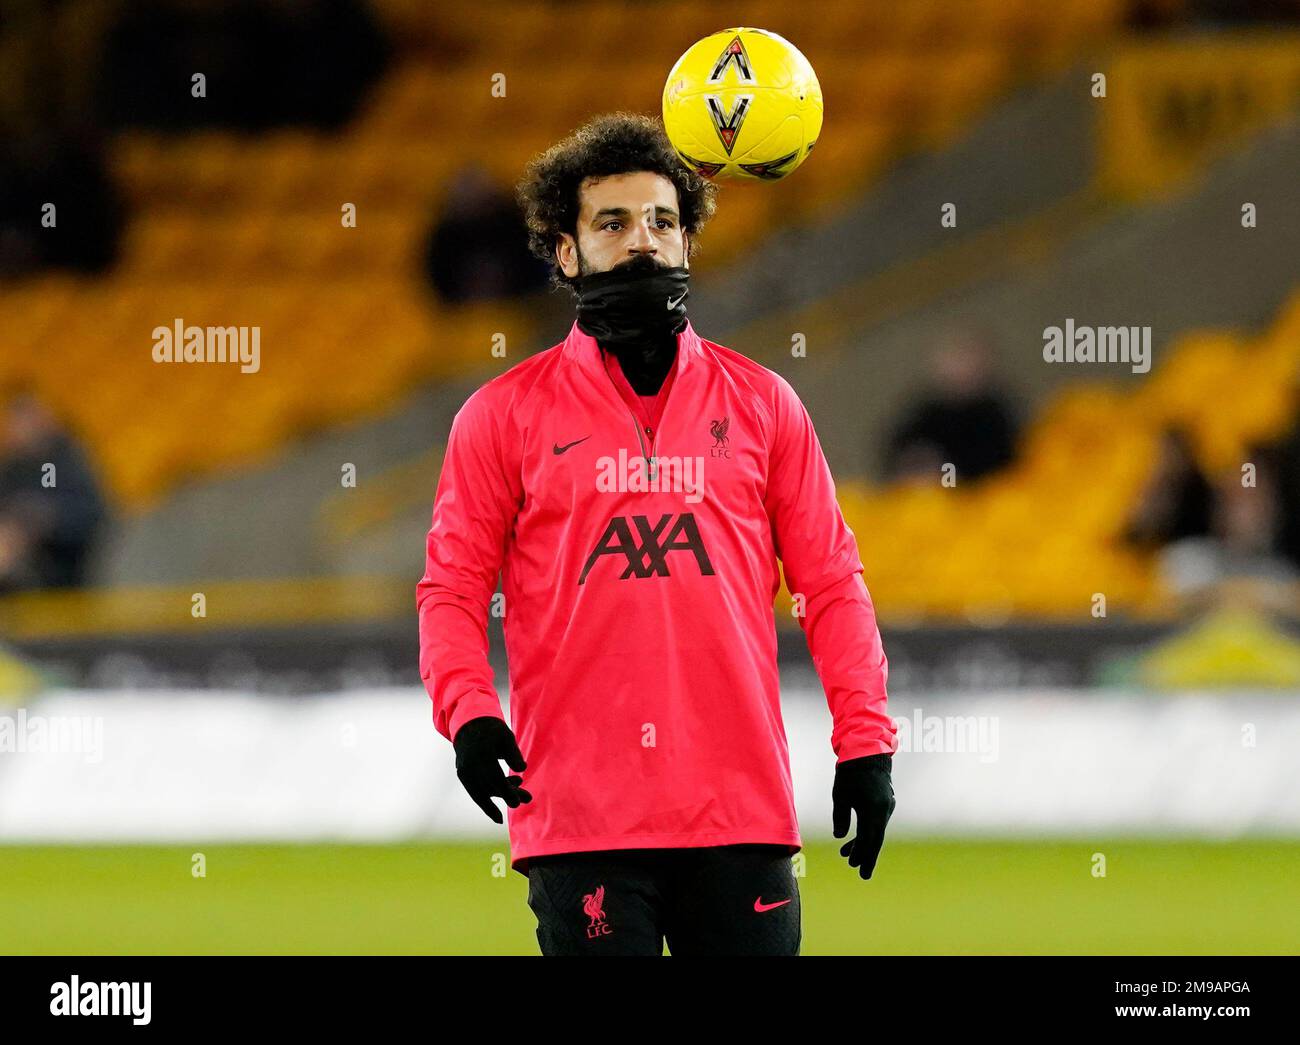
xmin=763 ymin=374 xmax=898 ymax=762
xmin=802 ymin=573 xmax=897 ymax=761
xmin=416 ymin=385 xmax=523 ymax=743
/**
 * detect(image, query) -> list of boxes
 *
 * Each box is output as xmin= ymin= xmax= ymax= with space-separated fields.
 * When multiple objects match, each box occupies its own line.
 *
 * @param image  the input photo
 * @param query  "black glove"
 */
xmin=832 ymin=753 xmax=896 ymax=880
xmin=453 ymin=716 xmax=532 ymax=824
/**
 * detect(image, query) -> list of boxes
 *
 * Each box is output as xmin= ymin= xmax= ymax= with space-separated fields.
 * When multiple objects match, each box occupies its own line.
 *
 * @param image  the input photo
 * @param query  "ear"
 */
xmin=682 ymin=230 xmax=690 ymax=269
xmin=556 ymin=233 xmax=580 ymax=279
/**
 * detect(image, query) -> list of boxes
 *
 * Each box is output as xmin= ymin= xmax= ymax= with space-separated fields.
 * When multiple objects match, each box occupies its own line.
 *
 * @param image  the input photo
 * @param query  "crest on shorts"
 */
xmin=583 ymin=885 xmax=612 ymax=938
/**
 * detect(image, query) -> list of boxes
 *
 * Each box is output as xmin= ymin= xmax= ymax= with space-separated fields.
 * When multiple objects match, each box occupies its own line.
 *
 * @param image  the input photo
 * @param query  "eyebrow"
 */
xmin=590 ymin=205 xmax=680 ymax=226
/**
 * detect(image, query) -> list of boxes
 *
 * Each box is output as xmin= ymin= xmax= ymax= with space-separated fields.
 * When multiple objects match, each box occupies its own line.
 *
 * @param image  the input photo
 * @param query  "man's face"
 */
xmin=557 ymin=171 xmax=690 ymax=280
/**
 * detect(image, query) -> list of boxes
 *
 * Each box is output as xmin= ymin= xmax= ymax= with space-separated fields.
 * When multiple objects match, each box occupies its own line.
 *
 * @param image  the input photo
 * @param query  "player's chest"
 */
xmin=519 ymin=376 xmax=767 ymax=519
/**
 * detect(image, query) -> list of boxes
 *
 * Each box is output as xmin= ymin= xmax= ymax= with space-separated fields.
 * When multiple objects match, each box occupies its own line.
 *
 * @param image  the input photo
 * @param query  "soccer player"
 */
xmin=417 ymin=113 xmax=897 ymax=956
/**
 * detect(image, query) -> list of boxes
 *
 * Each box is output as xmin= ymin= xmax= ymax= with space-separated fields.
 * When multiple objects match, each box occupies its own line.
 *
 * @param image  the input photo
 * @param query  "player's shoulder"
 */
xmin=455 ymin=343 xmax=565 ymax=424
xmin=697 ymin=335 xmax=801 ymax=416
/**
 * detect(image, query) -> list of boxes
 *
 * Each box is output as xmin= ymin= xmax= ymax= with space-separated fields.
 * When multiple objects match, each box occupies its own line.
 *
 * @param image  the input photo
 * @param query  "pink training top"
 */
xmin=417 ymin=318 xmax=897 ymax=872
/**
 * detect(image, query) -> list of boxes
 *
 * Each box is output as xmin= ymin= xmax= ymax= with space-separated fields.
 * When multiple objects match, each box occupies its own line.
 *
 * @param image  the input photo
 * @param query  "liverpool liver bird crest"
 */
xmin=583 ymin=885 xmax=607 ymax=928
xmin=710 ymin=417 xmax=730 ymax=448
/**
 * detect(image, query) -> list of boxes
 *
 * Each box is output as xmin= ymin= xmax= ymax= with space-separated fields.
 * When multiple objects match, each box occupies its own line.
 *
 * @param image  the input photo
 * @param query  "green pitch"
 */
xmin=2 ymin=839 xmax=1295 ymax=955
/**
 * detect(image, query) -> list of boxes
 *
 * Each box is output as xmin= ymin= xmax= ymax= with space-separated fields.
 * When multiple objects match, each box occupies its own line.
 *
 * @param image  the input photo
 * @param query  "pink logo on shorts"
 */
xmin=583 ymin=885 xmax=612 ymax=938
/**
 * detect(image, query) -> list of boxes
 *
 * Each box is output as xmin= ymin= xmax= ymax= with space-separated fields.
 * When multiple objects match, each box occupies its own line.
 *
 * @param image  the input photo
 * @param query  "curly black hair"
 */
xmin=515 ymin=111 xmax=718 ymax=293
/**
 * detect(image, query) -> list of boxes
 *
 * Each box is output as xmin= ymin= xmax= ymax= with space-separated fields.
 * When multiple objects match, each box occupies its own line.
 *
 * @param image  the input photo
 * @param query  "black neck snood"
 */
xmin=575 ymin=261 xmax=689 ymax=396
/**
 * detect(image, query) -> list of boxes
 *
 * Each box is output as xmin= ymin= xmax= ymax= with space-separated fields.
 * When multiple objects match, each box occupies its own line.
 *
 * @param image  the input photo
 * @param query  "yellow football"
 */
xmin=662 ymin=27 xmax=823 ymax=181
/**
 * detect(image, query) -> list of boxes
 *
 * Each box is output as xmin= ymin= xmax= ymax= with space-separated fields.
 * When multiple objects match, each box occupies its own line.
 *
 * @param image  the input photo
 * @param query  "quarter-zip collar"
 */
xmin=562 ymin=317 xmax=704 ymax=383
xmin=603 ymin=345 xmax=677 ymax=433
xmin=563 ymin=318 xmax=702 ymax=484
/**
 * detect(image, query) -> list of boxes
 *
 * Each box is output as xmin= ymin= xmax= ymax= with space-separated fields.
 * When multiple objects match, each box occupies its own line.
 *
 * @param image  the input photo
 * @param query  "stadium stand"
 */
xmin=4 ymin=0 xmax=1298 ymax=626
xmin=0 ymin=0 xmax=1126 ymax=507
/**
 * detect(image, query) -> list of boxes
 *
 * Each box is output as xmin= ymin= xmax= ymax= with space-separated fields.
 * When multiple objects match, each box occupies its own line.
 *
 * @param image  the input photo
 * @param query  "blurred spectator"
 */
xmin=1186 ymin=0 xmax=1300 ymax=25
xmin=99 ymin=0 xmax=389 ymax=131
xmin=1130 ymin=0 xmax=1300 ymax=29
xmin=0 ymin=131 xmax=123 ymax=276
xmin=424 ymin=164 xmax=550 ymax=303
xmin=1123 ymin=427 xmax=1215 ymax=549
xmin=0 ymin=392 xmax=107 ymax=593
xmin=1158 ymin=445 xmax=1298 ymax=609
xmin=1270 ymin=413 xmax=1300 ymax=573
xmin=882 ymin=330 xmax=1020 ymax=483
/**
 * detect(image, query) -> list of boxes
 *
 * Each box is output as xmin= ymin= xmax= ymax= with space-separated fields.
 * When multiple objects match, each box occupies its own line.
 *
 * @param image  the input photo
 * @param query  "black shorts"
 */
xmin=525 ymin=843 xmax=801 ymax=956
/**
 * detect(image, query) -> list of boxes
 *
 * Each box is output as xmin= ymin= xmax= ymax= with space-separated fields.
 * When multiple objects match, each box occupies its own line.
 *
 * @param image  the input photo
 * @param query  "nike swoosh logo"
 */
xmin=666 ymin=292 xmax=686 ymax=310
xmin=754 ymin=897 xmax=792 ymax=913
xmin=553 ymin=435 xmax=591 ymax=455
